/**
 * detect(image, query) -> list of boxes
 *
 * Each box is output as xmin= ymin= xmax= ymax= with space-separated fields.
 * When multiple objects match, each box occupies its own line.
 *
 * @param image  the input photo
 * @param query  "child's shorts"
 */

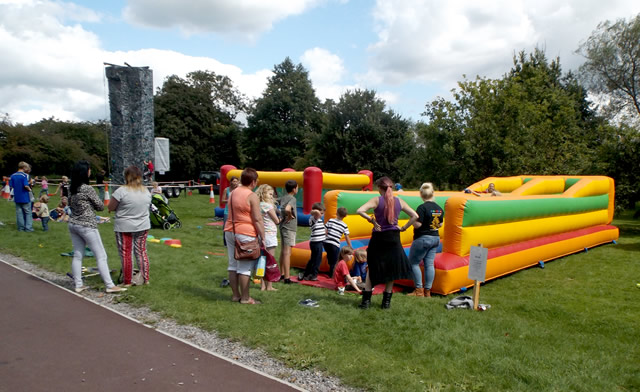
xmin=280 ymin=229 xmax=296 ymax=247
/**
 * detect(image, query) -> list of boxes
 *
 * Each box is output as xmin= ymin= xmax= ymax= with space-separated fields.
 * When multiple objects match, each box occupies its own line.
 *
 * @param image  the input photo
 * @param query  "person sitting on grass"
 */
xmin=333 ymin=246 xmax=362 ymax=295
xmin=52 ymin=196 xmax=71 ymax=222
xmin=350 ymin=248 xmax=368 ymax=283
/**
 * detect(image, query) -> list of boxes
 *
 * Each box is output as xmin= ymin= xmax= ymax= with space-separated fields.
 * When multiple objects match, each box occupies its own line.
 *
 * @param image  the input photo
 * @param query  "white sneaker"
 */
xmin=106 ymin=286 xmax=127 ymax=293
xmin=75 ymin=285 xmax=90 ymax=293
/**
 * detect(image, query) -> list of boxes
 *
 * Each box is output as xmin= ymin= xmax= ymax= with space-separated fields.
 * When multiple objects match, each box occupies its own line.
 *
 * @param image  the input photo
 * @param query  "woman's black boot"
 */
xmin=358 ymin=291 xmax=372 ymax=309
xmin=381 ymin=291 xmax=393 ymax=309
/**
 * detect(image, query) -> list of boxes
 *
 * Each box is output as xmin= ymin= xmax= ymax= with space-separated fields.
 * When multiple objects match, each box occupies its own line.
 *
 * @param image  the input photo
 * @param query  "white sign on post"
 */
xmin=468 ymin=245 xmax=488 ymax=282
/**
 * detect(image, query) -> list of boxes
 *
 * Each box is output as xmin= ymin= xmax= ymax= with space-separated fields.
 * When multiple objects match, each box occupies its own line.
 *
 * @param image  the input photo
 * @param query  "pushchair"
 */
xmin=150 ymin=194 xmax=181 ymax=230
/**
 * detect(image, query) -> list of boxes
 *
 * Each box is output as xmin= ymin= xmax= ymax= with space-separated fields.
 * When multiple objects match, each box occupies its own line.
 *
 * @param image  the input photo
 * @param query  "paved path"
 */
xmin=0 ymin=260 xmax=302 ymax=392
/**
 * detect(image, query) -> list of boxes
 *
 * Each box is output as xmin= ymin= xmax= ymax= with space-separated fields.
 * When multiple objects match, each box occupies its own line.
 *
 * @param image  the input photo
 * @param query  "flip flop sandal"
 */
xmin=240 ymin=298 xmax=261 ymax=305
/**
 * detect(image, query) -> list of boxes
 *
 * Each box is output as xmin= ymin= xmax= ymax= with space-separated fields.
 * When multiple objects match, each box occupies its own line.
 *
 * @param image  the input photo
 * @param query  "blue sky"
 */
xmin=1 ymin=0 xmax=639 ymax=125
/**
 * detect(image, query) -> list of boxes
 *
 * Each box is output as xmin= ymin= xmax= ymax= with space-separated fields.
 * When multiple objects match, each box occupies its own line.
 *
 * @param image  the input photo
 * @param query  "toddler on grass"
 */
xmin=333 ymin=246 xmax=362 ymax=295
xmin=34 ymin=195 xmax=50 ymax=231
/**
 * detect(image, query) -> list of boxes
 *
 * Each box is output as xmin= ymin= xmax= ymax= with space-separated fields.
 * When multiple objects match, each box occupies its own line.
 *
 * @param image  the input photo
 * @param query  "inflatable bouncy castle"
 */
xmin=290 ymin=175 xmax=619 ymax=294
xmin=216 ymin=165 xmax=373 ymax=224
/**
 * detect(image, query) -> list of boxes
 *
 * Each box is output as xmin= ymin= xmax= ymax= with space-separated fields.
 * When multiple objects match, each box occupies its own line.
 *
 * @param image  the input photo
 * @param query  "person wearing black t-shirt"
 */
xmin=407 ymin=182 xmax=444 ymax=297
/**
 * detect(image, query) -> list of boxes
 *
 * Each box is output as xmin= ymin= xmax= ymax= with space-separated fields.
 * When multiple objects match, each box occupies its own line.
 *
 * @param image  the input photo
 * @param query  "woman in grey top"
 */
xmin=108 ymin=166 xmax=152 ymax=286
xmin=68 ymin=160 xmax=126 ymax=294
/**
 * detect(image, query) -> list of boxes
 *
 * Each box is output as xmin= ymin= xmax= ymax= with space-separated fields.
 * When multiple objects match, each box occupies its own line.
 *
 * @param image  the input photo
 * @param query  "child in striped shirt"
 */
xmin=300 ymin=202 xmax=326 ymax=281
xmin=324 ymin=207 xmax=352 ymax=277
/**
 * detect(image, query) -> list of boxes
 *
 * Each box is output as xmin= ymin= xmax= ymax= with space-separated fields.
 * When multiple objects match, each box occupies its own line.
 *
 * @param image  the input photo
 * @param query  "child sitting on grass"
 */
xmin=51 ymin=196 xmax=70 ymax=222
xmin=350 ymin=248 xmax=368 ymax=283
xmin=333 ymin=246 xmax=362 ymax=295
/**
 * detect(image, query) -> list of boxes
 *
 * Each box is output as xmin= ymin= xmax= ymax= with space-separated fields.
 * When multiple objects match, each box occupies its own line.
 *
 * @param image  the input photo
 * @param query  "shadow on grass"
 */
xmin=183 ymin=284 xmax=234 ymax=302
xmin=612 ymin=242 xmax=640 ymax=252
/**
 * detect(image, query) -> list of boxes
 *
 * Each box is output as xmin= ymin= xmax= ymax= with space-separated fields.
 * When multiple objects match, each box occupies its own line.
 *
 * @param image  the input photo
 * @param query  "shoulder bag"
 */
xmin=229 ymin=191 xmax=261 ymax=260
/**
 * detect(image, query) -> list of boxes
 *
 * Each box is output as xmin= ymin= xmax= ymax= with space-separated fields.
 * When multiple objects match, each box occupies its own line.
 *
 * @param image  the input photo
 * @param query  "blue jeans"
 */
xmin=408 ymin=235 xmax=440 ymax=289
xmin=15 ymin=202 xmax=33 ymax=232
xmin=41 ymin=217 xmax=50 ymax=231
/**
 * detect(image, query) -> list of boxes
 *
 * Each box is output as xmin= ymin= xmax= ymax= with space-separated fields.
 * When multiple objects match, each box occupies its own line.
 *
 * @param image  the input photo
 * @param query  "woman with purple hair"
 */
xmin=356 ymin=177 xmax=418 ymax=309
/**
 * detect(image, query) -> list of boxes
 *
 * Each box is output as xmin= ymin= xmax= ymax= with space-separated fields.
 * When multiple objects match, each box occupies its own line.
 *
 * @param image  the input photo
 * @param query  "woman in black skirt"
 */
xmin=356 ymin=177 xmax=418 ymax=309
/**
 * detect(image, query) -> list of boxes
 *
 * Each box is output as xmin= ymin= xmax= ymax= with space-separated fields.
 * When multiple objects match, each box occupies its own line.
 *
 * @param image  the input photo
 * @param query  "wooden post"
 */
xmin=472 ymin=280 xmax=481 ymax=311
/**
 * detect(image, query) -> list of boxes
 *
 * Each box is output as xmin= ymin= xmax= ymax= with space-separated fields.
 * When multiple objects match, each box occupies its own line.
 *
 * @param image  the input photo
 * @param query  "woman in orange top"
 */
xmin=223 ymin=168 xmax=265 ymax=304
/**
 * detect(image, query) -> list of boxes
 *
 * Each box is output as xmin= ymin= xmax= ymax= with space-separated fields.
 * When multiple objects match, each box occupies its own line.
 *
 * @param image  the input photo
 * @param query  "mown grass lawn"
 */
xmin=1 ymin=190 xmax=639 ymax=391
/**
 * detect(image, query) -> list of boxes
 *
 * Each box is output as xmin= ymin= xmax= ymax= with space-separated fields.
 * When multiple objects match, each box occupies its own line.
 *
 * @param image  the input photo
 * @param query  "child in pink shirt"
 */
xmin=333 ymin=246 xmax=362 ymax=295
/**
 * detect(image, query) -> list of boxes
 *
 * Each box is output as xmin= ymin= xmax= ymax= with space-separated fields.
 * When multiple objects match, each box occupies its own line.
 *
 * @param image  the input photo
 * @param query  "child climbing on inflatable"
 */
xmin=333 ymin=246 xmax=362 ymax=295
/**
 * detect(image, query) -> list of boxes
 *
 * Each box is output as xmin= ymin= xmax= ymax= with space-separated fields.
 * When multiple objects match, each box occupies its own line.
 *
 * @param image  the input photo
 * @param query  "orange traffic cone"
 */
xmin=1 ymin=179 xmax=10 ymax=200
xmin=104 ymin=183 xmax=110 ymax=206
xmin=188 ymin=180 xmax=192 ymax=196
xmin=209 ymin=184 xmax=215 ymax=204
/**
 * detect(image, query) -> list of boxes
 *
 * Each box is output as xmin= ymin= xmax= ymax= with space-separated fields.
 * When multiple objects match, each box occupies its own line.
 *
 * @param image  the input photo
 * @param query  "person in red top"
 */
xmin=143 ymin=160 xmax=154 ymax=183
xmin=223 ymin=168 xmax=265 ymax=304
xmin=333 ymin=246 xmax=362 ymax=295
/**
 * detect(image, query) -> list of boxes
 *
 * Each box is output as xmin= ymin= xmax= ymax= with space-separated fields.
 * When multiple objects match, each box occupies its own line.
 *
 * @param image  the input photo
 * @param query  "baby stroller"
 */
xmin=150 ymin=194 xmax=181 ymax=230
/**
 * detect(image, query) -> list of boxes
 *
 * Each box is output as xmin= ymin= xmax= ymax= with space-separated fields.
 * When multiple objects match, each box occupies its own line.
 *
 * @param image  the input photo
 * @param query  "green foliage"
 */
xmin=311 ymin=89 xmax=415 ymax=180
xmin=417 ymin=49 xmax=604 ymax=189
xmin=154 ymin=71 xmax=246 ymax=180
xmin=242 ymin=58 xmax=324 ymax=170
xmin=578 ymin=13 xmax=640 ymax=123
xmin=0 ymin=117 xmax=108 ymax=176
xmin=592 ymin=123 xmax=640 ymax=209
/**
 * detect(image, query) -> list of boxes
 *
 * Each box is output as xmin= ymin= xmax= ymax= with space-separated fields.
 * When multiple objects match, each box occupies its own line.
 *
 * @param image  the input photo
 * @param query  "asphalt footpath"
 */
xmin=0 ymin=260 xmax=302 ymax=392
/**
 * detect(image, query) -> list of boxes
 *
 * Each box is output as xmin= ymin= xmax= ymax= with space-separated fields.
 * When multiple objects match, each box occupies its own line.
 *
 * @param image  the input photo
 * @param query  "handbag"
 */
xmin=229 ymin=192 xmax=261 ymax=260
xmin=264 ymin=251 xmax=281 ymax=282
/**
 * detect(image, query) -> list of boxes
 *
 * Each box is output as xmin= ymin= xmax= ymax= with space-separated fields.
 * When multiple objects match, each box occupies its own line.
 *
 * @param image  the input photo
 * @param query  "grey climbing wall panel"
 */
xmin=105 ymin=65 xmax=154 ymax=185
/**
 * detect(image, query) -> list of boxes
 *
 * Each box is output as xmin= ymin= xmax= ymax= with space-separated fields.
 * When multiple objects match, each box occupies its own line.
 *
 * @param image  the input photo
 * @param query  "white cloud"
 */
xmin=123 ymin=0 xmax=322 ymax=40
xmin=368 ymin=0 xmax=640 ymax=86
xmin=0 ymin=0 xmax=272 ymax=124
xmin=300 ymin=47 xmax=351 ymax=101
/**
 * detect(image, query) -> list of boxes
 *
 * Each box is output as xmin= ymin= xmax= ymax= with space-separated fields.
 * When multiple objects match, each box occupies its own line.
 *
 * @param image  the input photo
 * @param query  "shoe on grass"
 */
xmin=74 ymin=285 xmax=90 ymax=293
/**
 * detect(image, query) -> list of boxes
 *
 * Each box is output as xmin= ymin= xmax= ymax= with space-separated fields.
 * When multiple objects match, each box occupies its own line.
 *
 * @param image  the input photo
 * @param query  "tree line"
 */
xmin=1 ymin=15 xmax=638 ymax=208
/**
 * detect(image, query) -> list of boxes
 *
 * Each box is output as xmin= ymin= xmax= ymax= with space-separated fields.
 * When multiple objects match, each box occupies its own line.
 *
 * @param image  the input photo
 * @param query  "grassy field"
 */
xmin=1 ymin=190 xmax=639 ymax=391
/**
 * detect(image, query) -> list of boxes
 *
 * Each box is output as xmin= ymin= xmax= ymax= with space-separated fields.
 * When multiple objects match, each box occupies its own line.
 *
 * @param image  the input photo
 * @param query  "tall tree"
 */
xmin=154 ymin=71 xmax=246 ymax=180
xmin=0 ymin=118 xmax=102 ymax=176
xmin=243 ymin=58 xmax=324 ymax=170
xmin=577 ymin=14 xmax=640 ymax=123
xmin=311 ymin=89 xmax=414 ymax=180
xmin=418 ymin=49 xmax=602 ymax=188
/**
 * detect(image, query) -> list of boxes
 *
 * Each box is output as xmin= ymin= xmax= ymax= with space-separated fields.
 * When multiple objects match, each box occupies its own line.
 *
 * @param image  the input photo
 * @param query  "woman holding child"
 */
xmin=356 ymin=177 xmax=418 ymax=309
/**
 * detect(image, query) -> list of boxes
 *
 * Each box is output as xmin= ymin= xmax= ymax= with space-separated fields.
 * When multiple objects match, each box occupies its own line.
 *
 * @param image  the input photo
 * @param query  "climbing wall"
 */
xmin=105 ymin=65 xmax=154 ymax=185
